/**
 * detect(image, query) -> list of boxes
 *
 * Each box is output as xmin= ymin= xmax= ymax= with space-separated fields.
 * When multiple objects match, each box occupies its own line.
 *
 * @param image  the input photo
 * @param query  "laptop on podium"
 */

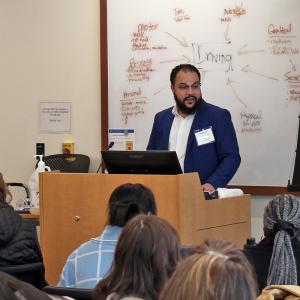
xmin=101 ymin=150 xmax=182 ymax=175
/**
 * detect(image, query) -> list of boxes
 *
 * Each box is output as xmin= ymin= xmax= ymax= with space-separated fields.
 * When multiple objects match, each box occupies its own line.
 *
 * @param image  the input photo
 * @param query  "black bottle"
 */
xmin=244 ymin=237 xmax=256 ymax=250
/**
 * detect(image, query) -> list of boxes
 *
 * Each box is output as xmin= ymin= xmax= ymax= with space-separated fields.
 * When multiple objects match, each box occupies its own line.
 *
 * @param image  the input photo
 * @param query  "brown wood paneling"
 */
xmin=40 ymin=172 xmax=251 ymax=285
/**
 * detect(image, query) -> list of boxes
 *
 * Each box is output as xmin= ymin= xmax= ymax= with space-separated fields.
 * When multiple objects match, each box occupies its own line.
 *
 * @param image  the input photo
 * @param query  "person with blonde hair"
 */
xmin=93 ymin=214 xmax=180 ymax=300
xmin=159 ymin=239 xmax=257 ymax=300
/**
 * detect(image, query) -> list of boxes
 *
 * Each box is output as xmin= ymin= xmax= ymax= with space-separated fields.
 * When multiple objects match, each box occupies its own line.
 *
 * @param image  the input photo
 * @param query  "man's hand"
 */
xmin=202 ymin=183 xmax=215 ymax=192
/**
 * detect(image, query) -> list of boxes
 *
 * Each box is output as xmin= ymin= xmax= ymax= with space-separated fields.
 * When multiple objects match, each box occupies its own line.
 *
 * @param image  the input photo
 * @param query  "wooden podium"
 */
xmin=39 ymin=172 xmax=251 ymax=285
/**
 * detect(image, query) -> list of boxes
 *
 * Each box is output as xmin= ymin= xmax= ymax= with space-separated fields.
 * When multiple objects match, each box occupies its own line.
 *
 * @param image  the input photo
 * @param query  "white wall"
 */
xmin=0 ymin=1 xmax=277 ymax=240
xmin=0 ymin=0 xmax=101 ymax=187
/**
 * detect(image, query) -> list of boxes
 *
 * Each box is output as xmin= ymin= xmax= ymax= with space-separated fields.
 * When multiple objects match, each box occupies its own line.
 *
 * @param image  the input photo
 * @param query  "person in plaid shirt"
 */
xmin=57 ymin=183 xmax=157 ymax=288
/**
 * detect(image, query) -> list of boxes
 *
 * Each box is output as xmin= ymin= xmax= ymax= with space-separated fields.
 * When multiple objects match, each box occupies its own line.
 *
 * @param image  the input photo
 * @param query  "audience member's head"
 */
xmin=0 ymin=173 xmax=12 ymax=204
xmin=263 ymin=194 xmax=300 ymax=285
xmin=0 ymin=271 xmax=51 ymax=300
xmin=160 ymin=239 xmax=257 ymax=300
xmin=93 ymin=214 xmax=180 ymax=300
xmin=107 ymin=183 xmax=157 ymax=227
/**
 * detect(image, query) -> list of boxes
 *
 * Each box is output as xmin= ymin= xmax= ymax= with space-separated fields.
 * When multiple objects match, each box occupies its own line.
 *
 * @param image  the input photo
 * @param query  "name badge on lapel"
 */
xmin=194 ymin=127 xmax=215 ymax=146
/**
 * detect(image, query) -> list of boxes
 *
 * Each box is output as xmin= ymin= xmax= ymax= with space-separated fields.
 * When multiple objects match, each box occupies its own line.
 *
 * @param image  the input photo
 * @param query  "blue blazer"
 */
xmin=147 ymin=100 xmax=241 ymax=188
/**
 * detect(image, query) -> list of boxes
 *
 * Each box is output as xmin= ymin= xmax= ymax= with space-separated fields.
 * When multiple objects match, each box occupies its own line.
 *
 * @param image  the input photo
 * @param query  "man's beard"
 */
xmin=173 ymin=93 xmax=200 ymax=115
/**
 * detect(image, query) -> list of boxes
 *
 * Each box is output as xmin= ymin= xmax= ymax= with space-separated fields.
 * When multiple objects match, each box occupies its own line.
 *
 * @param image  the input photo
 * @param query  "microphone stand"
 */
xmin=96 ymin=142 xmax=114 ymax=173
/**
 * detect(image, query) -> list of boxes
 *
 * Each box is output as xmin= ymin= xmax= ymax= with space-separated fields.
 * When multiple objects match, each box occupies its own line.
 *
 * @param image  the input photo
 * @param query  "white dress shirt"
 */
xmin=169 ymin=107 xmax=195 ymax=172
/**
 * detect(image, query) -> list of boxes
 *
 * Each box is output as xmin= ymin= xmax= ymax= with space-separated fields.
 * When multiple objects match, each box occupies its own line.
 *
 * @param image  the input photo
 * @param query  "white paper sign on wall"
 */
xmin=40 ymin=102 xmax=71 ymax=133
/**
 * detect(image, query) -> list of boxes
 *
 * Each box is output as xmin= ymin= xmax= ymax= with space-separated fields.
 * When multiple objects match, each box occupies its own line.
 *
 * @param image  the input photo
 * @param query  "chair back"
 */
xmin=43 ymin=154 xmax=90 ymax=173
xmin=43 ymin=285 xmax=93 ymax=300
xmin=0 ymin=262 xmax=47 ymax=289
xmin=179 ymin=245 xmax=196 ymax=258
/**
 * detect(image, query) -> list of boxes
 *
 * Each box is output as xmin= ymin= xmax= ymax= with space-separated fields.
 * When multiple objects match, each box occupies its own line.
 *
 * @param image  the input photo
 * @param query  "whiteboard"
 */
xmin=107 ymin=0 xmax=300 ymax=186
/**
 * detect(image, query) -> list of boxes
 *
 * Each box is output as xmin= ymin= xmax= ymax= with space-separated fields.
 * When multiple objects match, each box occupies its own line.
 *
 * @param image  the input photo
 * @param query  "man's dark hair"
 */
xmin=107 ymin=183 xmax=157 ymax=227
xmin=93 ymin=214 xmax=180 ymax=300
xmin=170 ymin=64 xmax=201 ymax=85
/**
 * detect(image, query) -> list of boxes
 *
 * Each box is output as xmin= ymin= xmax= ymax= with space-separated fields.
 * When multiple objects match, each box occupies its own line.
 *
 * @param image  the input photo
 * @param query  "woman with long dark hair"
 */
xmin=93 ymin=214 xmax=180 ymax=300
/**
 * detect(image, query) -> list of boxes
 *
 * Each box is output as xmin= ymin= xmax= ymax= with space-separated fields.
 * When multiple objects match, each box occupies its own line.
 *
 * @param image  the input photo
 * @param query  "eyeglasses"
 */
xmin=176 ymin=83 xmax=201 ymax=91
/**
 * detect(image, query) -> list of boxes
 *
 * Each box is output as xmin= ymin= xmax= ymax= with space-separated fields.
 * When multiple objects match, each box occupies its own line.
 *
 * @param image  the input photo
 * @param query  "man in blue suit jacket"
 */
xmin=147 ymin=64 xmax=240 ymax=191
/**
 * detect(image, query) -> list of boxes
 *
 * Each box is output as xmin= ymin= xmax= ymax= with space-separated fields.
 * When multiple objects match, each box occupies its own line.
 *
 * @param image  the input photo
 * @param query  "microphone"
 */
xmin=107 ymin=141 xmax=114 ymax=149
xmin=96 ymin=141 xmax=115 ymax=173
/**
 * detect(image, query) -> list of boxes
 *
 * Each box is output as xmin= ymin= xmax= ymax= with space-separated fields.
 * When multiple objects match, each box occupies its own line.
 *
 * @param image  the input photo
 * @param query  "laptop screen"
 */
xmin=101 ymin=150 xmax=182 ymax=175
